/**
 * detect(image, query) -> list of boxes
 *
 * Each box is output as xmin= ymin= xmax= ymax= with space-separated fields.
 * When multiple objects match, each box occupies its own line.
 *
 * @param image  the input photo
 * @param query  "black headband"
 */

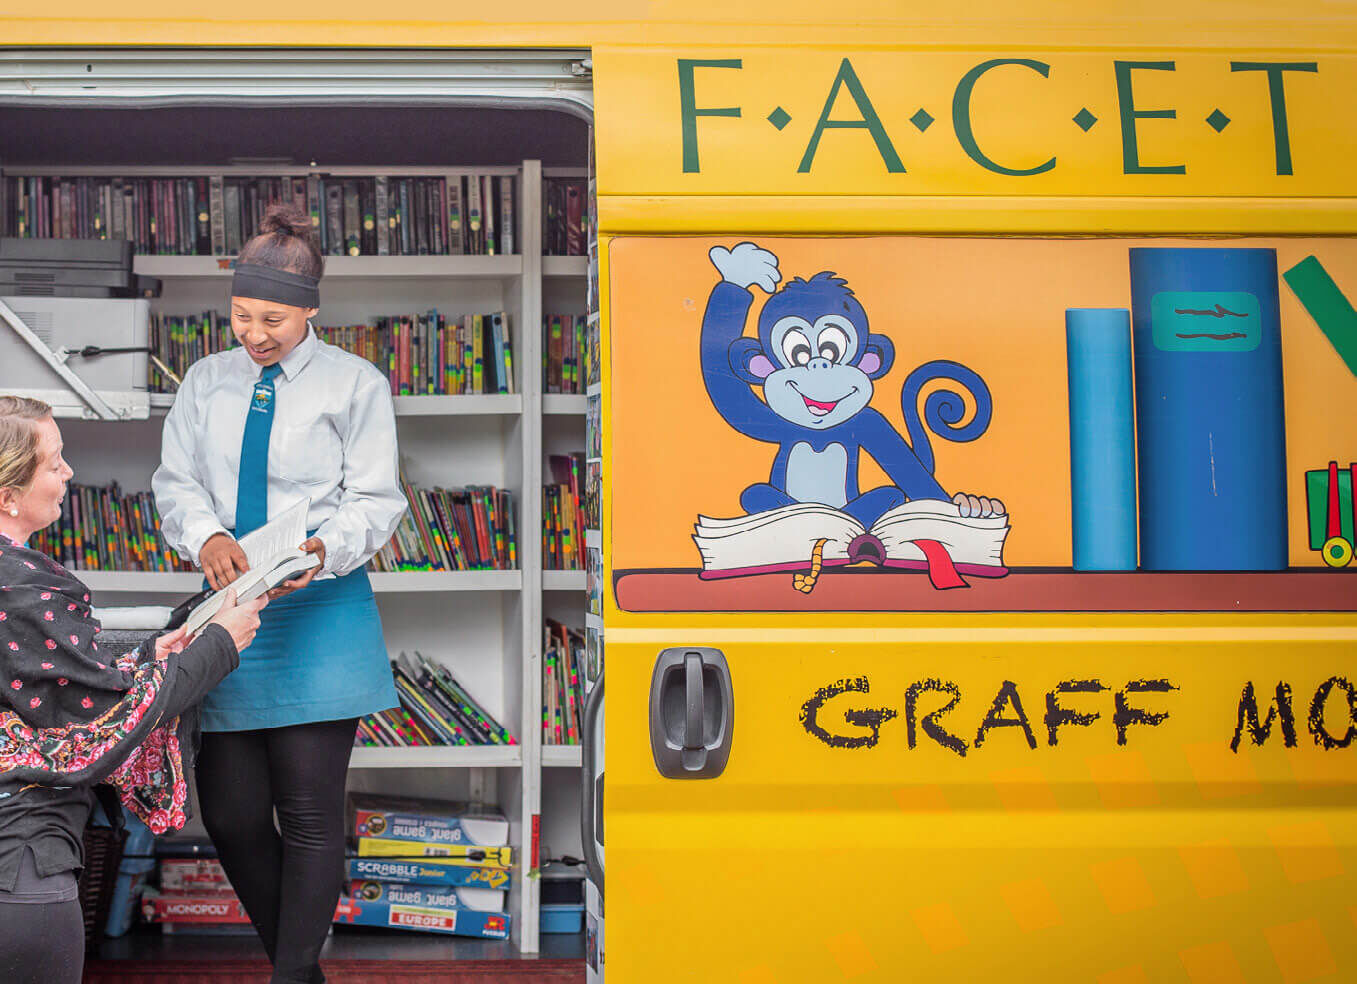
xmin=230 ymin=263 xmax=320 ymax=308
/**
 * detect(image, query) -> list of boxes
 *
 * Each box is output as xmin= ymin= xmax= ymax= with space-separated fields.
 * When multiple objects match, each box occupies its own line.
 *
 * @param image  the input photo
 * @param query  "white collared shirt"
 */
xmin=152 ymin=326 xmax=407 ymax=576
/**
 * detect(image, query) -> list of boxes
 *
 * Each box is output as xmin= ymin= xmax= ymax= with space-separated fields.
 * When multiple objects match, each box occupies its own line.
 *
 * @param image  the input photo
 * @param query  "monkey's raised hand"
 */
xmin=709 ymin=242 xmax=781 ymax=293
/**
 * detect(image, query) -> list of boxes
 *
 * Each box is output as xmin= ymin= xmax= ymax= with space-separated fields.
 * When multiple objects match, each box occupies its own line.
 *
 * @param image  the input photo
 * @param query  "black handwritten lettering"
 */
xmin=1308 ymin=677 xmax=1357 ymax=751
xmin=1230 ymin=681 xmax=1297 ymax=751
xmin=905 ymin=678 xmax=968 ymax=758
xmin=799 ymin=676 xmax=896 ymax=749
xmin=974 ymin=680 xmax=1038 ymax=750
xmin=1114 ymin=679 xmax=1177 ymax=745
xmin=1045 ymin=679 xmax=1108 ymax=746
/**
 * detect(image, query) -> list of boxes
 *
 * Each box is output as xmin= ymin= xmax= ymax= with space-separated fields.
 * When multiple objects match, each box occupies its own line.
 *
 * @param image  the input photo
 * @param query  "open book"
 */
xmin=692 ymin=499 xmax=1010 ymax=590
xmin=183 ymin=498 xmax=322 ymax=636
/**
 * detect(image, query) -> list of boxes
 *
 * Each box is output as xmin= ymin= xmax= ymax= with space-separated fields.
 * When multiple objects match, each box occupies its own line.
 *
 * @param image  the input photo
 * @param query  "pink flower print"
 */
xmin=92 ymin=642 xmax=98 ymax=651
xmin=10 ymin=680 xmax=20 ymax=690
xmin=69 ymin=635 xmax=79 ymax=645
xmin=22 ymin=561 xmax=34 ymax=569
xmin=40 ymin=592 xmax=51 ymax=600
xmin=57 ymin=678 xmax=68 ymax=686
xmin=7 ymin=642 xmax=17 ymax=651
xmin=83 ymin=594 xmax=89 ymax=602
xmin=81 ymin=696 xmax=93 ymax=709
xmin=0 ymin=611 xmax=6 ymax=620
xmin=67 ymin=604 xmax=77 ymax=612
xmin=96 ymin=662 xmax=105 ymax=670
xmin=41 ymin=662 xmax=53 ymax=670
xmin=28 ymin=697 xmax=40 ymax=709
xmin=44 ymin=639 xmax=56 ymax=650
xmin=43 ymin=611 xmax=53 ymax=621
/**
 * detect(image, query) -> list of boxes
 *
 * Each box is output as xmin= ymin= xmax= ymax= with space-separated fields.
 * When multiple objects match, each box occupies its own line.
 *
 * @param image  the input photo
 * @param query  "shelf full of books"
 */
xmin=2 ymin=170 xmax=520 ymax=257
xmin=543 ymin=619 xmax=586 ymax=748
xmin=148 ymin=309 xmax=517 ymax=398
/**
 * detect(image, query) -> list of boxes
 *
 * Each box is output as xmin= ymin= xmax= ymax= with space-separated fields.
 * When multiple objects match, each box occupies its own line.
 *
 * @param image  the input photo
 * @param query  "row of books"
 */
xmin=1 ymin=172 xmax=518 ymax=256
xmin=544 ymin=452 xmax=585 ymax=571
xmin=543 ymin=313 xmax=590 ymax=394
xmin=149 ymin=309 xmax=516 ymax=396
xmin=370 ymin=480 xmax=518 ymax=572
xmin=542 ymin=177 xmax=588 ymax=256
xmin=356 ymin=652 xmax=516 ymax=748
xmin=318 ymin=312 xmax=516 ymax=396
xmin=543 ymin=620 xmax=587 ymax=746
xmin=340 ymin=795 xmax=512 ymax=939
xmin=31 ymin=483 xmax=194 ymax=573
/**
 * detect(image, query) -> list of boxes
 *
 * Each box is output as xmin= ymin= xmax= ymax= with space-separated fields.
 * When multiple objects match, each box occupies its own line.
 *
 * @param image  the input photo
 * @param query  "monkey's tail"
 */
xmin=900 ymin=360 xmax=993 ymax=475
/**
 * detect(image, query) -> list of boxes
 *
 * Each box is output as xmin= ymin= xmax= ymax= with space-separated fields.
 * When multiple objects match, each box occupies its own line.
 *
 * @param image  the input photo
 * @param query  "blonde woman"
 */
xmin=0 ymin=396 xmax=265 ymax=983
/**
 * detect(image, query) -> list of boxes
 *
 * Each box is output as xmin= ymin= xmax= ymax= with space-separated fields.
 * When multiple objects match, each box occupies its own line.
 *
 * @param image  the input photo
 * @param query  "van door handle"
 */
xmin=650 ymin=647 xmax=733 ymax=780
xmin=579 ymin=670 xmax=604 ymax=895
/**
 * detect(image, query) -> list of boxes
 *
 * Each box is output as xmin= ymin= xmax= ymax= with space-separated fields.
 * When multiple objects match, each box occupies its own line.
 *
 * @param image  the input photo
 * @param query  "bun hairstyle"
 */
xmin=237 ymin=203 xmax=325 ymax=281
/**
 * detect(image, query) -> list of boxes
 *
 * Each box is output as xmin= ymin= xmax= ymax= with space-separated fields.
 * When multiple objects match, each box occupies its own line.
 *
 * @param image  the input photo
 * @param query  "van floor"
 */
xmin=84 ymin=928 xmax=586 ymax=983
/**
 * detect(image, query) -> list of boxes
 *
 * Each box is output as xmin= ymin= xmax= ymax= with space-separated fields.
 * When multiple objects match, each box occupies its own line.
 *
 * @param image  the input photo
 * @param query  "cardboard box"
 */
xmin=355 ymin=837 xmax=511 ymax=867
xmin=159 ymin=858 xmax=232 ymax=893
xmin=347 ymin=857 xmax=512 ymax=891
xmin=141 ymin=889 xmax=250 ymax=925
xmin=348 ymin=879 xmax=505 ymax=912
xmin=349 ymin=793 xmax=510 ymax=846
xmin=333 ymin=896 xmax=511 ymax=940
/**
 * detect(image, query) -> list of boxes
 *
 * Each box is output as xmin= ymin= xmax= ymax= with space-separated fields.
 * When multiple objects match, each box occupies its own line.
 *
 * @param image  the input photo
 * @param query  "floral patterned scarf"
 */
xmin=0 ymin=534 xmax=190 ymax=833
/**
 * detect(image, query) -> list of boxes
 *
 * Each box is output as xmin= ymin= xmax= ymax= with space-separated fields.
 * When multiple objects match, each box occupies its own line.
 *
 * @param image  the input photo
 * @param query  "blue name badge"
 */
xmin=1150 ymin=291 xmax=1262 ymax=352
xmin=251 ymin=382 xmax=275 ymax=413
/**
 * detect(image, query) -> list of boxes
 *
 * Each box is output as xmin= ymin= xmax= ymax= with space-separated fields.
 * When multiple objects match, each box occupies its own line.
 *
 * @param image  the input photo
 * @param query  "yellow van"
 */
xmin=4 ymin=3 xmax=1355 ymax=981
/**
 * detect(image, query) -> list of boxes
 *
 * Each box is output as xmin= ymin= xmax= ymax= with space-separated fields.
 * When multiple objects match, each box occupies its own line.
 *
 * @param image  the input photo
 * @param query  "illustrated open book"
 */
xmin=692 ymin=499 xmax=1010 ymax=591
xmin=183 ymin=498 xmax=322 ymax=636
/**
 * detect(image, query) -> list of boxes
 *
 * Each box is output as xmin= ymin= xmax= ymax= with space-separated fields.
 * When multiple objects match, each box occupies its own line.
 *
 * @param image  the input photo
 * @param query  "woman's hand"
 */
xmin=207 ymin=588 xmax=268 ymax=653
xmin=200 ymin=532 xmax=250 ymax=591
xmin=267 ymin=537 xmax=326 ymax=600
xmin=153 ymin=626 xmax=191 ymax=660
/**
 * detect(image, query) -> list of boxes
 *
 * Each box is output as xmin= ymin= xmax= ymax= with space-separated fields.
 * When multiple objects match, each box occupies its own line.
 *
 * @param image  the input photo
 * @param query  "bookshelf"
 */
xmin=2 ymin=155 xmax=587 ymax=956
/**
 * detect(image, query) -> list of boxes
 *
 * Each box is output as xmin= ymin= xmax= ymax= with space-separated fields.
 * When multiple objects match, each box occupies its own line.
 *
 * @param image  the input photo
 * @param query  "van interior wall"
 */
xmin=0 ymin=104 xmax=588 ymax=167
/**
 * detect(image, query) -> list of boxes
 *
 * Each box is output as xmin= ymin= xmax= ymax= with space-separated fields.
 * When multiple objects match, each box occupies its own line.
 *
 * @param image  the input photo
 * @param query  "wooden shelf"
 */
xmin=79 ymin=569 xmax=521 ymax=594
xmin=542 ymin=394 xmax=586 ymax=416
xmin=135 ymin=254 xmax=523 ymax=279
xmin=349 ymin=744 xmax=522 ymax=769
xmin=542 ymin=256 xmax=587 ymax=278
xmin=541 ymin=745 xmax=583 ymax=768
xmin=543 ymin=570 xmax=585 ymax=591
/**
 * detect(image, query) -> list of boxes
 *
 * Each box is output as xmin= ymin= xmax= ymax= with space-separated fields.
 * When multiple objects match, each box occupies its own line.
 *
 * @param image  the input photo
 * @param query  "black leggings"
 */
xmin=196 ymin=718 xmax=357 ymax=984
xmin=0 ymin=898 xmax=84 ymax=984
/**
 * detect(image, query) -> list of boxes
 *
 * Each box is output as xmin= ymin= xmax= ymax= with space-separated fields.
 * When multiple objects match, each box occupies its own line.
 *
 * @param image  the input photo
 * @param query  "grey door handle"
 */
xmin=579 ymin=670 xmax=604 ymax=895
xmin=650 ymin=647 xmax=733 ymax=780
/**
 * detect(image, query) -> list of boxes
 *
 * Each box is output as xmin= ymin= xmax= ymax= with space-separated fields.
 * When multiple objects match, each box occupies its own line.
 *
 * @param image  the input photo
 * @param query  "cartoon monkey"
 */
xmin=702 ymin=242 xmax=1006 ymax=529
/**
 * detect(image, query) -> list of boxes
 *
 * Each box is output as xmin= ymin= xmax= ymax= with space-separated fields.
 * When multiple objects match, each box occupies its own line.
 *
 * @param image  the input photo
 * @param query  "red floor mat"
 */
xmin=83 ymin=958 xmax=586 ymax=983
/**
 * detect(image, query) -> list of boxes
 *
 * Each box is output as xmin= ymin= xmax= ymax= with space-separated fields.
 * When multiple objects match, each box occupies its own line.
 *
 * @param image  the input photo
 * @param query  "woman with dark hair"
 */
xmin=152 ymin=204 xmax=406 ymax=984
xmin=0 ymin=395 xmax=265 ymax=983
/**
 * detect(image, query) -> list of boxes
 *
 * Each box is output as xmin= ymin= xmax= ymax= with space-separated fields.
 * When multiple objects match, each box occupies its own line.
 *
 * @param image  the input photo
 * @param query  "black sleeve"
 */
xmin=153 ymin=624 xmax=239 ymax=720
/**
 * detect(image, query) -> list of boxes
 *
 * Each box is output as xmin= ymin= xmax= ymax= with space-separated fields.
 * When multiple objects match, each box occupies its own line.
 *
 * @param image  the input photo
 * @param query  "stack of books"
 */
xmin=543 ymin=452 xmax=585 ymax=570
xmin=32 ymin=483 xmax=195 ymax=573
xmin=356 ymin=652 xmax=516 ymax=748
xmin=318 ymin=311 xmax=515 ymax=396
xmin=543 ymin=619 xmax=586 ymax=746
xmin=140 ymin=853 xmax=252 ymax=934
xmin=370 ymin=480 xmax=517 ymax=572
xmin=542 ymin=177 xmax=587 ymax=256
xmin=338 ymin=794 xmax=512 ymax=939
xmin=2 ymin=172 xmax=517 ymax=257
xmin=542 ymin=313 xmax=588 ymax=394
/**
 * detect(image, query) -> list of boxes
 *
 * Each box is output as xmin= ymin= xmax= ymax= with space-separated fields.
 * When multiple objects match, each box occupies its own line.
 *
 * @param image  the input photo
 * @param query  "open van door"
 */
xmin=593 ymin=43 xmax=1357 ymax=983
